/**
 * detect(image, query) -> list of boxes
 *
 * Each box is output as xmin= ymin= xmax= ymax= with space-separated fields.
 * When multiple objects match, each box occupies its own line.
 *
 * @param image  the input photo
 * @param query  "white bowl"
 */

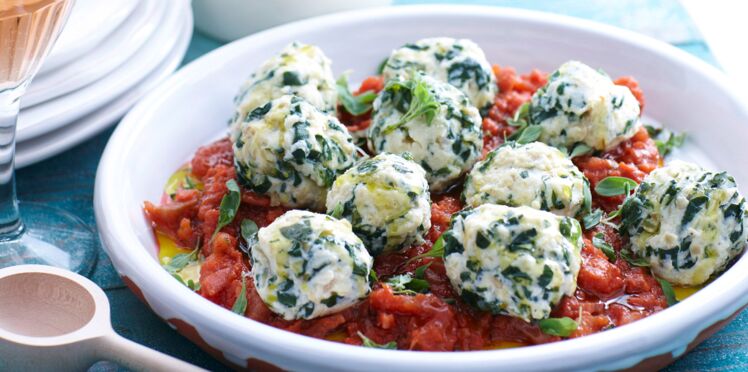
xmin=95 ymin=5 xmax=748 ymax=371
xmin=192 ymin=0 xmax=391 ymax=42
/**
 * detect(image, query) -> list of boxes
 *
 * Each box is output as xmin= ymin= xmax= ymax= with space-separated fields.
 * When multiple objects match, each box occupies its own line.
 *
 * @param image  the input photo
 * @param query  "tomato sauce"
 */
xmin=144 ymin=67 xmax=669 ymax=351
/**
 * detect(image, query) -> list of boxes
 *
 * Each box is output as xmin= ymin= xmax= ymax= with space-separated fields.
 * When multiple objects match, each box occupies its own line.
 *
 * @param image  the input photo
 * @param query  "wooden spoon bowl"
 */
xmin=0 ymin=265 xmax=203 ymax=371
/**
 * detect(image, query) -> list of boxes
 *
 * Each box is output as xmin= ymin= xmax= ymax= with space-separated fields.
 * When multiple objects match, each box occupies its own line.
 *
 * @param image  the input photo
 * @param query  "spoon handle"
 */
xmin=96 ymin=333 xmax=207 ymax=372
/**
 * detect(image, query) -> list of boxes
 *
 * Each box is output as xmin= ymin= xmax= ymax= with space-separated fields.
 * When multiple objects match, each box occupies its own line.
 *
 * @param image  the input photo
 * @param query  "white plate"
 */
xmin=16 ymin=3 xmax=192 ymax=169
xmin=41 ymin=0 xmax=140 ymax=74
xmin=16 ymin=0 xmax=180 ymax=142
xmin=95 ymin=5 xmax=748 ymax=372
xmin=23 ymin=0 xmax=164 ymax=108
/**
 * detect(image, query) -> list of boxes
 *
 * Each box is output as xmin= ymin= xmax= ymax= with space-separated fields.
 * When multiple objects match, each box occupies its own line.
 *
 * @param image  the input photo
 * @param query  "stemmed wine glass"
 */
xmin=0 ymin=0 xmax=97 ymax=274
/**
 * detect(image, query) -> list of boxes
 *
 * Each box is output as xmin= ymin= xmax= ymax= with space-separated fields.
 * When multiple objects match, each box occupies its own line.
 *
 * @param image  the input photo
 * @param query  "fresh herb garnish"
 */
xmin=583 ymin=180 xmax=593 ymax=213
xmin=385 ymin=273 xmax=429 ymax=295
xmin=163 ymin=248 xmax=199 ymax=275
xmin=381 ymin=76 xmax=440 ymax=134
xmin=330 ymin=202 xmax=344 ymax=219
xmin=369 ymin=268 xmax=379 ymax=283
xmin=515 ymin=125 xmax=542 ymax=144
xmin=171 ymin=273 xmax=201 ymax=291
xmin=645 ymin=124 xmax=686 ymax=157
xmin=184 ymin=176 xmax=198 ymax=190
xmin=657 ymin=278 xmax=679 ymax=306
xmin=569 ymin=143 xmax=593 ymax=158
xmin=583 ymin=208 xmax=604 ymax=230
xmin=337 ymin=74 xmax=378 ymax=116
xmin=405 ymin=235 xmax=445 ymax=265
xmin=164 ymin=241 xmax=201 ymax=291
xmin=506 ymin=102 xmax=534 ymax=142
xmin=212 ymin=179 xmax=241 ymax=240
xmin=538 ymin=317 xmax=578 ymax=337
xmin=507 ymin=102 xmax=530 ymax=127
xmin=506 ymin=101 xmax=543 ymax=145
xmin=377 ymin=58 xmax=388 ymax=75
xmin=240 ymin=219 xmax=258 ymax=248
xmin=358 ymin=331 xmax=397 ymax=349
xmin=620 ymin=249 xmax=650 ymax=267
xmin=414 ymin=262 xmax=432 ymax=279
xmin=594 ymin=176 xmax=638 ymax=197
xmin=655 ymin=132 xmax=686 ymax=157
xmin=232 ymin=276 xmax=248 ymax=315
xmin=185 ymin=278 xmax=200 ymax=291
xmin=592 ymin=233 xmax=616 ymax=262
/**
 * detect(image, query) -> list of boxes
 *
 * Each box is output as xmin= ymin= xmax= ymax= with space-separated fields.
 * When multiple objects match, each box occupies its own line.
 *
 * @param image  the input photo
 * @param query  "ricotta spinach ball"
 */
xmin=230 ymin=41 xmax=337 ymax=138
xmin=462 ymin=142 xmax=590 ymax=217
xmin=233 ymin=95 xmax=359 ymax=210
xmin=621 ymin=160 xmax=747 ymax=286
xmin=326 ymin=153 xmax=431 ymax=256
xmin=527 ymin=60 xmax=641 ymax=151
xmin=367 ymin=73 xmax=483 ymax=193
xmin=251 ymin=210 xmax=373 ymax=320
xmin=381 ymin=37 xmax=497 ymax=110
xmin=443 ymin=204 xmax=583 ymax=321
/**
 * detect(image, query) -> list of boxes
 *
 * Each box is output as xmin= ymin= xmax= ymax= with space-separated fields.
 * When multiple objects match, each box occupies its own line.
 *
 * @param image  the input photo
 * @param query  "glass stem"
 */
xmin=0 ymin=89 xmax=23 ymax=240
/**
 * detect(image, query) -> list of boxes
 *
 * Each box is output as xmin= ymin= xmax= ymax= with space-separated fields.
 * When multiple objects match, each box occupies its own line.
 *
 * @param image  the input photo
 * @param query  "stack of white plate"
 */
xmin=16 ymin=0 xmax=193 ymax=168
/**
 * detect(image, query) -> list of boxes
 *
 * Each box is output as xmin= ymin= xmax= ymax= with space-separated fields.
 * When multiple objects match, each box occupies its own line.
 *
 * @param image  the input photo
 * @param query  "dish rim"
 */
xmin=95 ymin=4 xmax=748 ymax=370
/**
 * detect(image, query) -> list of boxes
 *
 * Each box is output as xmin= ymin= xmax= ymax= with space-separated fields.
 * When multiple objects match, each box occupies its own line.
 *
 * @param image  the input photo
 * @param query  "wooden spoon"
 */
xmin=0 ymin=264 xmax=205 ymax=371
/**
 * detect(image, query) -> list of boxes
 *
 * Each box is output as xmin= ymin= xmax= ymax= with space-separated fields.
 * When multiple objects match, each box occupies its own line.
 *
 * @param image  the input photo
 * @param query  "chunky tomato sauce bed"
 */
xmin=144 ymin=66 xmax=667 ymax=351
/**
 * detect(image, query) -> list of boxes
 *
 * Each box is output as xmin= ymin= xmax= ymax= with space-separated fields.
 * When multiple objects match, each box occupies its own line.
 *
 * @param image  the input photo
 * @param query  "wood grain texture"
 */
xmin=14 ymin=1 xmax=738 ymax=370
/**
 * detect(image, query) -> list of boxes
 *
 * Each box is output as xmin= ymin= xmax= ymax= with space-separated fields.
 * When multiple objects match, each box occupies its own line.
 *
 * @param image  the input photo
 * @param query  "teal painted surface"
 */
xmin=14 ymin=1 xmax=739 ymax=370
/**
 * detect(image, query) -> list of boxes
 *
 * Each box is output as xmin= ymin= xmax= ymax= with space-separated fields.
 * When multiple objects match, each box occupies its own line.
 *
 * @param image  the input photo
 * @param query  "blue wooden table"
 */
xmin=15 ymin=1 xmax=742 ymax=370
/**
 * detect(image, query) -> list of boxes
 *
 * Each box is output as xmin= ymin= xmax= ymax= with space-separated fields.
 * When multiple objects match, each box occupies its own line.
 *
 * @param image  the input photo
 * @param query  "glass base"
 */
xmin=0 ymin=202 xmax=98 ymax=276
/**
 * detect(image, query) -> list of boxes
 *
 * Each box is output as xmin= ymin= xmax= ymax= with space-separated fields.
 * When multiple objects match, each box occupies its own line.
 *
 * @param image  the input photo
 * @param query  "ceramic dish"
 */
xmin=23 ymin=0 xmax=164 ymax=108
xmin=15 ymin=3 xmax=192 ymax=169
xmin=15 ymin=0 xmax=178 ymax=142
xmin=41 ymin=0 xmax=140 ymax=73
xmin=95 ymin=6 xmax=748 ymax=371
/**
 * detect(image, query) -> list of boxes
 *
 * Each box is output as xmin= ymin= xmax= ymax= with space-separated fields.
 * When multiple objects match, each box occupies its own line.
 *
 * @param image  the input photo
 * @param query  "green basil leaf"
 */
xmin=582 ymin=179 xmax=593 ymax=213
xmin=358 ymin=331 xmax=397 ymax=349
xmin=538 ymin=317 xmax=578 ymax=337
xmin=330 ymin=202 xmax=344 ymax=219
xmin=163 ymin=248 xmax=199 ymax=274
xmin=369 ymin=268 xmax=379 ymax=283
xmin=657 ymin=278 xmax=679 ymax=307
xmin=381 ymin=76 xmax=440 ymax=135
xmin=583 ymin=209 xmax=603 ymax=230
xmin=186 ymin=279 xmax=201 ymax=291
xmin=184 ymin=176 xmax=197 ymax=190
xmin=515 ymin=125 xmax=542 ymax=144
xmin=377 ymin=58 xmax=388 ymax=75
xmin=620 ymin=249 xmax=650 ymax=267
xmin=232 ymin=276 xmax=248 ymax=315
xmin=648 ymin=124 xmax=686 ymax=157
xmin=385 ymin=273 xmax=429 ymax=295
xmin=212 ymin=179 xmax=242 ymax=240
xmin=594 ymin=176 xmax=638 ymax=197
xmin=644 ymin=124 xmax=661 ymax=138
xmin=406 ymin=235 xmax=445 ymax=265
xmin=514 ymin=102 xmax=530 ymax=122
xmin=240 ymin=219 xmax=258 ymax=246
xmin=414 ymin=262 xmax=432 ymax=279
xmin=337 ymin=74 xmax=377 ymax=116
xmin=592 ymin=233 xmax=616 ymax=262
xmin=569 ymin=143 xmax=593 ymax=158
